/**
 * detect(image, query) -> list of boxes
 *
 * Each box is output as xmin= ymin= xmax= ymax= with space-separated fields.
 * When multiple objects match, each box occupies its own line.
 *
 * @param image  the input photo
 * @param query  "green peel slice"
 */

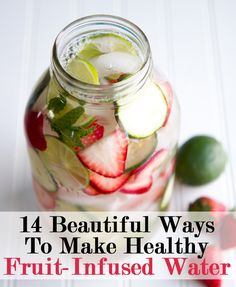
xmin=117 ymin=82 xmax=168 ymax=138
xmin=125 ymin=134 xmax=157 ymax=172
xmin=66 ymin=58 xmax=99 ymax=85
xmin=39 ymin=136 xmax=89 ymax=192
xmin=28 ymin=147 xmax=57 ymax=192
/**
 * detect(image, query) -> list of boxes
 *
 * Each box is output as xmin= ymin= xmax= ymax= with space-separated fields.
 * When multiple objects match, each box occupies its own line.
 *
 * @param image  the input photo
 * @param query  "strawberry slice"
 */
xmin=90 ymin=171 xmax=129 ymax=193
xmin=78 ymin=129 xmax=128 ymax=178
xmin=120 ymin=174 xmax=153 ymax=194
xmin=75 ymin=122 xmax=104 ymax=152
xmin=120 ymin=149 xmax=168 ymax=194
xmin=158 ymin=81 xmax=173 ymax=127
xmin=83 ymin=185 xmax=100 ymax=196
xmin=134 ymin=149 xmax=169 ymax=175
xmin=24 ymin=110 xmax=46 ymax=151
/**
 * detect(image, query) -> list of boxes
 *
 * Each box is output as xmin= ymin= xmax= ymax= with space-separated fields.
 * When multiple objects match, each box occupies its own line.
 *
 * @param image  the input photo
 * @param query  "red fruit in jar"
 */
xmin=134 ymin=149 xmax=169 ymax=175
xmin=158 ymin=81 xmax=173 ymax=126
xmin=33 ymin=179 xmax=56 ymax=210
xmin=83 ymin=185 xmax=100 ymax=196
xmin=78 ymin=128 xmax=128 ymax=178
xmin=160 ymin=158 xmax=176 ymax=180
xmin=90 ymin=171 xmax=130 ymax=193
xmin=75 ymin=122 xmax=104 ymax=152
xmin=189 ymin=197 xmax=226 ymax=213
xmin=120 ymin=174 xmax=153 ymax=194
xmin=25 ymin=110 xmax=46 ymax=151
xmin=120 ymin=149 xmax=168 ymax=194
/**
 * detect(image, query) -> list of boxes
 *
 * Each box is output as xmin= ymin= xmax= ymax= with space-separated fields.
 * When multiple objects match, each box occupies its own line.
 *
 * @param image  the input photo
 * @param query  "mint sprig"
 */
xmin=48 ymin=94 xmax=66 ymax=113
xmin=52 ymin=106 xmax=84 ymax=130
xmin=59 ymin=126 xmax=94 ymax=148
xmin=50 ymin=106 xmax=94 ymax=149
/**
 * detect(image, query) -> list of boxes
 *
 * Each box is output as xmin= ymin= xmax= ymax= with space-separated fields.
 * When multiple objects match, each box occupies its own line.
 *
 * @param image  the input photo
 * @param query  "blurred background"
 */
xmin=0 ymin=0 xmax=236 ymax=286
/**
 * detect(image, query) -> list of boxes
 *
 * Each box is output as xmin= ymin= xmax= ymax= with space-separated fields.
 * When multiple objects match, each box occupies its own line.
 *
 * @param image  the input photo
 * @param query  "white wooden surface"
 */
xmin=0 ymin=0 xmax=236 ymax=286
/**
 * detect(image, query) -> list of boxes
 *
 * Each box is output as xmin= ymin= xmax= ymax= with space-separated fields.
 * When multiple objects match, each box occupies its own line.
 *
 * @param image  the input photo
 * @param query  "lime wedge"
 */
xmin=66 ymin=58 xmax=99 ymax=85
xmin=77 ymin=33 xmax=137 ymax=61
xmin=90 ymin=33 xmax=137 ymax=55
xmin=39 ymin=136 xmax=89 ymax=192
xmin=78 ymin=43 xmax=104 ymax=61
xmin=28 ymin=148 xmax=57 ymax=192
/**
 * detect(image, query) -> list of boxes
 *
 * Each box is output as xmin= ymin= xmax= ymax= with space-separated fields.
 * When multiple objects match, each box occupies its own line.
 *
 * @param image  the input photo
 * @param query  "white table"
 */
xmin=0 ymin=0 xmax=235 ymax=286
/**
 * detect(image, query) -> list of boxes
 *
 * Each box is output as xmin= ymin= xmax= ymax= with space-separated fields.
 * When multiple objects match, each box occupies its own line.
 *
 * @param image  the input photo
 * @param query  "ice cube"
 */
xmin=90 ymin=52 xmax=142 ymax=78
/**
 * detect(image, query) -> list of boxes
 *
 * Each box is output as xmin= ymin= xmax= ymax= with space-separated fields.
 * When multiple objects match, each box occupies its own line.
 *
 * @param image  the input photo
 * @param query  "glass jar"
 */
xmin=24 ymin=15 xmax=180 ymax=211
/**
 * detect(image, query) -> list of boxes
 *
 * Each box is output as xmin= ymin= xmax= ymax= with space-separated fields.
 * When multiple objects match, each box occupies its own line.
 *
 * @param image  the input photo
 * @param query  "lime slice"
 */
xmin=89 ymin=33 xmax=137 ymax=55
xmin=28 ymin=147 xmax=57 ymax=192
xmin=78 ymin=43 xmax=104 ymax=61
xmin=66 ymin=58 xmax=99 ymax=84
xmin=77 ymin=33 xmax=137 ymax=61
xmin=125 ymin=134 xmax=157 ymax=172
xmin=117 ymin=82 xmax=168 ymax=138
xmin=39 ymin=136 xmax=89 ymax=192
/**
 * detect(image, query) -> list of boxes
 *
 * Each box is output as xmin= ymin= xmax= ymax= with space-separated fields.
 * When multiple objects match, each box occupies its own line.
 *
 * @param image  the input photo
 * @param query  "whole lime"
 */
xmin=176 ymin=135 xmax=227 ymax=186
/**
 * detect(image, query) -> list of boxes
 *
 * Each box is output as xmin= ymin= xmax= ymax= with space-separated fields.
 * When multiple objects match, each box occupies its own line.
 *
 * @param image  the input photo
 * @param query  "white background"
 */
xmin=0 ymin=0 xmax=236 ymax=286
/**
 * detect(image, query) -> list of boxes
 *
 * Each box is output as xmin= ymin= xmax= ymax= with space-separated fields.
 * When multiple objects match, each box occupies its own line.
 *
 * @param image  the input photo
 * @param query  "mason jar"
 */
xmin=24 ymin=15 xmax=180 ymax=211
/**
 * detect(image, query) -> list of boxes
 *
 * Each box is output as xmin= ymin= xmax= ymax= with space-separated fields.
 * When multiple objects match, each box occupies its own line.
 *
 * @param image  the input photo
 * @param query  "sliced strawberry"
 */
xmin=120 ymin=174 xmax=152 ymax=194
xmin=120 ymin=149 xmax=168 ymax=194
xmin=24 ymin=110 xmax=46 ymax=151
xmin=83 ymin=185 xmax=100 ymax=196
xmin=78 ymin=128 xmax=128 ymax=178
xmin=160 ymin=157 xmax=176 ymax=180
xmin=75 ymin=122 xmax=104 ymax=152
xmin=158 ymin=81 xmax=173 ymax=127
xmin=134 ymin=149 xmax=169 ymax=176
xmin=90 ymin=171 xmax=129 ymax=193
xmin=33 ymin=179 xmax=56 ymax=210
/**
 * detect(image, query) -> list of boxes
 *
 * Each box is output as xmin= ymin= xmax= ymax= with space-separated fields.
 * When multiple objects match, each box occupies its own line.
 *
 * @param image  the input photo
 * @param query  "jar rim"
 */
xmin=51 ymin=14 xmax=152 ymax=103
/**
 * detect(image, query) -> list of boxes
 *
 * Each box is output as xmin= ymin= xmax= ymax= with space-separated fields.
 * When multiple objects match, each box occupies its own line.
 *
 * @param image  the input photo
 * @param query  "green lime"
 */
xmin=176 ymin=136 xmax=227 ymax=186
xmin=28 ymin=147 xmax=57 ymax=192
xmin=77 ymin=33 xmax=136 ymax=62
xmin=66 ymin=58 xmax=99 ymax=84
xmin=39 ymin=136 xmax=89 ymax=192
xmin=78 ymin=43 xmax=104 ymax=61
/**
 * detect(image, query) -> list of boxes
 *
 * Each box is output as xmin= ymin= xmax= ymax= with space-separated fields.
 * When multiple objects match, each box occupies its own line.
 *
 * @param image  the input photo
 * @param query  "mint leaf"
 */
xmin=77 ymin=99 xmax=86 ymax=106
xmin=48 ymin=95 xmax=66 ymax=113
xmin=59 ymin=126 xmax=95 ymax=149
xmin=59 ymin=129 xmax=83 ymax=148
xmin=52 ymin=106 xmax=84 ymax=130
xmin=71 ymin=126 xmax=95 ymax=136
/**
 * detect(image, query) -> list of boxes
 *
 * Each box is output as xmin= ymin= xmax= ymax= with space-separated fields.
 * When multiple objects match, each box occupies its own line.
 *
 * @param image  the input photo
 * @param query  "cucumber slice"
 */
xmin=125 ymin=134 xmax=157 ymax=172
xmin=117 ymin=82 xmax=168 ymax=138
xmin=28 ymin=147 xmax=57 ymax=192
xmin=39 ymin=136 xmax=89 ymax=193
xmin=159 ymin=174 xmax=175 ymax=211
